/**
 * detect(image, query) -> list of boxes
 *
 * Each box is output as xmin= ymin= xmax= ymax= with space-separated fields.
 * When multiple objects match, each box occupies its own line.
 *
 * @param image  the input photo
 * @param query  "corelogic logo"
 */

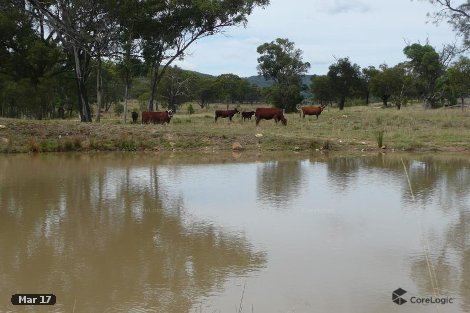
xmin=392 ymin=288 xmax=407 ymax=305
xmin=392 ymin=288 xmax=455 ymax=306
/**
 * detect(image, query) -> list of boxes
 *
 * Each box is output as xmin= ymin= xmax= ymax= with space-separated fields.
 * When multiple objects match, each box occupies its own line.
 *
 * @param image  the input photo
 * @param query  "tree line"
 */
xmin=311 ymin=44 xmax=470 ymax=111
xmin=253 ymin=0 xmax=470 ymax=112
xmin=1 ymin=0 xmax=469 ymax=120
xmin=0 ymin=0 xmax=269 ymax=122
xmin=256 ymin=38 xmax=470 ymax=112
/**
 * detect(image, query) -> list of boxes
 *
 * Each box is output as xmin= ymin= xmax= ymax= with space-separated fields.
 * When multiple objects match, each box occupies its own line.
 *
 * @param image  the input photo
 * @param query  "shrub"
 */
xmin=27 ymin=138 xmax=40 ymax=153
xmin=187 ymin=104 xmax=195 ymax=115
xmin=40 ymin=140 xmax=58 ymax=152
xmin=375 ymin=130 xmax=384 ymax=148
xmin=114 ymin=103 xmax=124 ymax=116
xmin=116 ymin=135 xmax=137 ymax=151
xmin=347 ymin=98 xmax=367 ymax=106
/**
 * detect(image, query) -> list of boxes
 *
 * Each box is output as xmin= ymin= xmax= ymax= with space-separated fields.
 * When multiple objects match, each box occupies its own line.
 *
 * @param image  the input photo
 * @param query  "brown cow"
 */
xmin=241 ymin=111 xmax=255 ymax=121
xmin=142 ymin=110 xmax=173 ymax=124
xmin=215 ymin=108 xmax=239 ymax=122
xmin=297 ymin=104 xmax=326 ymax=119
xmin=255 ymin=108 xmax=287 ymax=126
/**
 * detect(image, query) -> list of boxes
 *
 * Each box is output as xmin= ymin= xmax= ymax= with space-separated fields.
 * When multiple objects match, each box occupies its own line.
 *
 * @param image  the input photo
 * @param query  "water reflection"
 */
xmin=256 ymin=160 xmax=304 ymax=208
xmin=0 ymin=154 xmax=266 ymax=313
xmin=326 ymin=157 xmax=361 ymax=191
xmin=319 ymin=153 xmax=470 ymax=312
xmin=1 ymin=152 xmax=469 ymax=313
xmin=322 ymin=154 xmax=470 ymax=211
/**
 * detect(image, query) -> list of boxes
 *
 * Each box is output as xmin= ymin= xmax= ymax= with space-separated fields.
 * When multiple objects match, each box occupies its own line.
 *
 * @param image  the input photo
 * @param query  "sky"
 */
xmin=173 ymin=0 xmax=462 ymax=77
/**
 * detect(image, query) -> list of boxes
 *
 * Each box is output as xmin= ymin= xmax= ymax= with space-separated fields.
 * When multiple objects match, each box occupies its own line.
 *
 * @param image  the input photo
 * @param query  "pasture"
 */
xmin=1 ymin=102 xmax=470 ymax=153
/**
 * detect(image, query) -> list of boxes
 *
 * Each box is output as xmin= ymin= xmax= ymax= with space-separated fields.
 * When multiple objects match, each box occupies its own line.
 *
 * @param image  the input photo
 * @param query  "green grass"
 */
xmin=1 ymin=103 xmax=470 ymax=153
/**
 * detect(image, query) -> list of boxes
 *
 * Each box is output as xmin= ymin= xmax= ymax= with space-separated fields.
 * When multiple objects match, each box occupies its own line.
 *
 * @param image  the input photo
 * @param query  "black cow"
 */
xmin=131 ymin=111 xmax=138 ymax=123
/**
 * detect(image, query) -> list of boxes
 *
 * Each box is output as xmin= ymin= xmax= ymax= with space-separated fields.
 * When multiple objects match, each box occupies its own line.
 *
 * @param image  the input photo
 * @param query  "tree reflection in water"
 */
xmin=1 ymin=153 xmax=469 ymax=312
xmin=256 ymin=160 xmax=304 ymax=209
xmin=0 ymin=154 xmax=266 ymax=313
xmin=322 ymin=154 xmax=470 ymax=312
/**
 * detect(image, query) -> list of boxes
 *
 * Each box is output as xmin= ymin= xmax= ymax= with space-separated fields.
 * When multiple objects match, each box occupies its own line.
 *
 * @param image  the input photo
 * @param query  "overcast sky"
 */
xmin=173 ymin=0 xmax=462 ymax=77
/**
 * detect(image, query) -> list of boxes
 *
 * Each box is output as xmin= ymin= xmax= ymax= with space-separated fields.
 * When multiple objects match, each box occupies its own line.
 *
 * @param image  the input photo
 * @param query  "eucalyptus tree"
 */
xmin=361 ymin=66 xmax=380 ymax=105
xmin=26 ymin=0 xmax=120 ymax=122
xmin=403 ymin=43 xmax=444 ymax=108
xmin=423 ymin=0 xmax=470 ymax=47
xmin=0 ymin=1 xmax=65 ymax=118
xmin=245 ymin=83 xmax=263 ymax=104
xmin=190 ymin=76 xmax=218 ymax=109
xmin=113 ymin=0 xmax=145 ymax=123
xmin=368 ymin=63 xmax=414 ymax=110
xmin=327 ymin=57 xmax=362 ymax=110
xmin=310 ymin=75 xmax=334 ymax=106
xmin=157 ymin=66 xmax=193 ymax=111
xmin=369 ymin=64 xmax=400 ymax=107
xmin=141 ymin=0 xmax=270 ymax=111
xmin=256 ymin=38 xmax=310 ymax=111
xmin=443 ymin=56 xmax=470 ymax=109
xmin=215 ymin=73 xmax=247 ymax=107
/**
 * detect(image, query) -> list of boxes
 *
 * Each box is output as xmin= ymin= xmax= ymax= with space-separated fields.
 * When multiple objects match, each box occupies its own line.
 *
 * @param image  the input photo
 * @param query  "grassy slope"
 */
xmin=1 ymin=103 xmax=470 ymax=153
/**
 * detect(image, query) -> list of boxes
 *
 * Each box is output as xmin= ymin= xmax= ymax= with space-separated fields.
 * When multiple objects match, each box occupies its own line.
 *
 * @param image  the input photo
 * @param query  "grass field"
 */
xmin=1 ymin=102 xmax=470 ymax=153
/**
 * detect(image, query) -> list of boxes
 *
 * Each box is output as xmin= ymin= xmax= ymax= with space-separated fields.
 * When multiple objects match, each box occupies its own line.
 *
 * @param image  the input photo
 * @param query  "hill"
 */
xmin=244 ymin=75 xmax=313 ymax=87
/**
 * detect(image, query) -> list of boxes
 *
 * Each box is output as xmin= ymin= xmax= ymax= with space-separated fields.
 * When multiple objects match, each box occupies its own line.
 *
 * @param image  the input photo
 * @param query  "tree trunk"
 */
xmin=170 ymin=93 xmax=177 ymax=112
xmin=73 ymin=46 xmax=92 ymax=122
xmin=96 ymin=53 xmax=103 ymax=122
xmin=462 ymin=97 xmax=464 ymax=112
xmin=339 ymin=97 xmax=345 ymax=110
xmin=382 ymin=95 xmax=390 ymax=107
xmin=148 ymin=65 xmax=160 ymax=112
xmin=123 ymin=81 xmax=129 ymax=123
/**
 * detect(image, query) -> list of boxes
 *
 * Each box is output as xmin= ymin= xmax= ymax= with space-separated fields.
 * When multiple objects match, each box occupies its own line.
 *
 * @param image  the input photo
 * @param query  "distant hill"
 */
xmin=244 ymin=75 xmax=313 ymax=88
xmin=243 ymin=75 xmax=274 ymax=87
xmin=174 ymin=67 xmax=314 ymax=87
xmin=185 ymin=69 xmax=214 ymax=78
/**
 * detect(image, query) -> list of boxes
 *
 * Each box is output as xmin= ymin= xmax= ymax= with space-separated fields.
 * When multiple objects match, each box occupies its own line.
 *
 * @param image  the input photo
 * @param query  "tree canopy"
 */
xmin=256 ymin=38 xmax=310 ymax=111
xmin=424 ymin=0 xmax=470 ymax=47
xmin=327 ymin=58 xmax=362 ymax=110
xmin=403 ymin=43 xmax=444 ymax=107
xmin=24 ymin=0 xmax=269 ymax=121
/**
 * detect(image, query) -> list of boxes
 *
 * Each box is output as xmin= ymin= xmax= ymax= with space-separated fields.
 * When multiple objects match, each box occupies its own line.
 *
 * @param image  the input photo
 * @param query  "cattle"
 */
xmin=215 ymin=108 xmax=239 ymax=122
xmin=297 ymin=104 xmax=326 ymax=119
xmin=131 ymin=111 xmax=138 ymax=123
xmin=142 ymin=110 xmax=173 ymax=124
xmin=241 ymin=111 xmax=255 ymax=121
xmin=255 ymin=108 xmax=287 ymax=126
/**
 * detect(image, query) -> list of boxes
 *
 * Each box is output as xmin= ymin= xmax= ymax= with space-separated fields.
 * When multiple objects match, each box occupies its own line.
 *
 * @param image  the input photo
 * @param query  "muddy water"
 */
xmin=0 ymin=153 xmax=469 ymax=313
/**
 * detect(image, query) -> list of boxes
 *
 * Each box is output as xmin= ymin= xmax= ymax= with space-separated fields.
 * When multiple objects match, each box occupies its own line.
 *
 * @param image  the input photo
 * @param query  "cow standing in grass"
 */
xmin=297 ymin=104 xmax=326 ymax=119
xmin=215 ymin=108 xmax=239 ymax=122
xmin=142 ymin=110 xmax=173 ymax=124
xmin=131 ymin=111 xmax=138 ymax=123
xmin=255 ymin=108 xmax=287 ymax=126
xmin=242 ymin=111 xmax=255 ymax=121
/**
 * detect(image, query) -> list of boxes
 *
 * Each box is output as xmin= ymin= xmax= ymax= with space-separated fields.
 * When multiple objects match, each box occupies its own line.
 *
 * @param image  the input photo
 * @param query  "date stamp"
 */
xmin=11 ymin=294 xmax=56 ymax=305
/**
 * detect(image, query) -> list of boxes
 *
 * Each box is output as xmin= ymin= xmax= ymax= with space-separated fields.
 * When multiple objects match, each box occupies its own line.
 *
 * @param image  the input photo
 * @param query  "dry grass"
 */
xmin=1 ymin=102 xmax=470 ymax=153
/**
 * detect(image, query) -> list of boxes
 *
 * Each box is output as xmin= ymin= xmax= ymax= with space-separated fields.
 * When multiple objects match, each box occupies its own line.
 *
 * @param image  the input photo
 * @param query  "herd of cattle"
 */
xmin=131 ymin=104 xmax=326 ymax=125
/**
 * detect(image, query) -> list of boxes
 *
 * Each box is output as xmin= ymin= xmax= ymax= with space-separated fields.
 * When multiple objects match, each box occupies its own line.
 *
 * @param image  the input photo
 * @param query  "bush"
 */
xmin=114 ymin=103 xmax=124 ymax=116
xmin=375 ymin=130 xmax=384 ymax=148
xmin=40 ymin=140 xmax=58 ymax=152
xmin=187 ymin=103 xmax=195 ymax=115
xmin=347 ymin=98 xmax=367 ymax=106
xmin=27 ymin=138 xmax=40 ymax=153
xmin=116 ymin=135 xmax=137 ymax=151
